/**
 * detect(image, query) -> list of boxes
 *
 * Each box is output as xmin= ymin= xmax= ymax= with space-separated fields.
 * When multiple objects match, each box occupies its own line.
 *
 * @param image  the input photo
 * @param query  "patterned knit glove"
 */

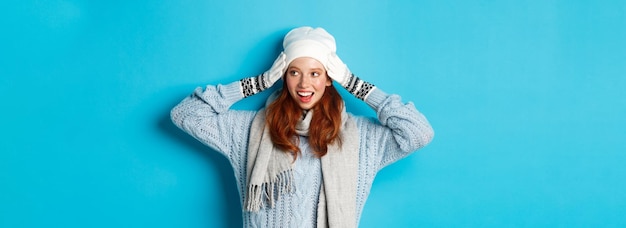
xmin=327 ymin=53 xmax=376 ymax=100
xmin=240 ymin=52 xmax=287 ymax=98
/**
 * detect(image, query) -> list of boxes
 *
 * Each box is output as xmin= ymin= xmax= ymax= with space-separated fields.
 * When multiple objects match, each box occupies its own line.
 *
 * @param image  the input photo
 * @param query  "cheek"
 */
xmin=316 ymin=80 xmax=328 ymax=94
xmin=315 ymin=78 xmax=330 ymax=87
xmin=285 ymin=77 xmax=297 ymax=89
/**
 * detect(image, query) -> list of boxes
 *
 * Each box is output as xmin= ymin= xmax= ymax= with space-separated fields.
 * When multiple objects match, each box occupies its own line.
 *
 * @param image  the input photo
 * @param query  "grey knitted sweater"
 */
xmin=170 ymin=81 xmax=434 ymax=227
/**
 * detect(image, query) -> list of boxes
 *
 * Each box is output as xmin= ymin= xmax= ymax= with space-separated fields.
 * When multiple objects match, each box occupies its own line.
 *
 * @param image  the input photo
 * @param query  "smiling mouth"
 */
xmin=296 ymin=91 xmax=314 ymax=103
xmin=297 ymin=91 xmax=313 ymax=97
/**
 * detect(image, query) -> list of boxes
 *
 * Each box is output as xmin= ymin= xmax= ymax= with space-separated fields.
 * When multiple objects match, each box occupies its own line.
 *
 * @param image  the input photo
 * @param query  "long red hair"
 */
xmin=265 ymin=80 xmax=344 ymax=158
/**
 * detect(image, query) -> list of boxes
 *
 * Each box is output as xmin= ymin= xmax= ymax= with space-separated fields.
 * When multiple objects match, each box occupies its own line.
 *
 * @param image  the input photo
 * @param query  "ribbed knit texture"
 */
xmin=171 ymin=81 xmax=434 ymax=227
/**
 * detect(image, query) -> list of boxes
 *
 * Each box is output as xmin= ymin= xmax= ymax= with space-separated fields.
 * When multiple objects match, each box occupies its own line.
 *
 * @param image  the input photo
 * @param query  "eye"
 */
xmin=311 ymin=72 xmax=320 ymax=77
xmin=289 ymin=70 xmax=300 ymax=76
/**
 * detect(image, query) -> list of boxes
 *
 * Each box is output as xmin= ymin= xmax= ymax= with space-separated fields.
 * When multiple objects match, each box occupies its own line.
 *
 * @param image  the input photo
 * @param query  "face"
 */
xmin=285 ymin=57 xmax=332 ymax=110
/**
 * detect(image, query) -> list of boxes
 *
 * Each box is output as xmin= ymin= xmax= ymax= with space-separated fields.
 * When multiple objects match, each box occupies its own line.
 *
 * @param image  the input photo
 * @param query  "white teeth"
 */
xmin=298 ymin=92 xmax=313 ymax=96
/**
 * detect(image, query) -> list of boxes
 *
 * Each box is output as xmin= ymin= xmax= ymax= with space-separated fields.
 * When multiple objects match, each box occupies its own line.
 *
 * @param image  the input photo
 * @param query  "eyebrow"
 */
xmin=287 ymin=66 xmax=325 ymax=72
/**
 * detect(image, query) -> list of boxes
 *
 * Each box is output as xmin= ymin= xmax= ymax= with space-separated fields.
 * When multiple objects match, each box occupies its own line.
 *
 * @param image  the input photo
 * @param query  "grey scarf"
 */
xmin=245 ymin=92 xmax=359 ymax=228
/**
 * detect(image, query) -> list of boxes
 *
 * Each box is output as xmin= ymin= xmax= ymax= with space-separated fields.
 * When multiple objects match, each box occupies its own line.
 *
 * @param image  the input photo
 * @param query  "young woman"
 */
xmin=171 ymin=26 xmax=434 ymax=228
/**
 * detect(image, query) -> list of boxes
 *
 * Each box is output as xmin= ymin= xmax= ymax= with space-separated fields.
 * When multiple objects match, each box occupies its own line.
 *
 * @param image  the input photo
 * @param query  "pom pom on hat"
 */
xmin=283 ymin=26 xmax=336 ymax=70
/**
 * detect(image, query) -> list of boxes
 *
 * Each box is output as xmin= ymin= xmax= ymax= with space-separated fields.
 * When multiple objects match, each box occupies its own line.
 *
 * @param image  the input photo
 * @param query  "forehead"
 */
xmin=288 ymin=57 xmax=325 ymax=70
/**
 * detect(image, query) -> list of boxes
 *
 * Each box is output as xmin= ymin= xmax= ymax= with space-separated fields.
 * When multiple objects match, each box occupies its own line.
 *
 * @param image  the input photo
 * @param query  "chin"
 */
xmin=298 ymin=104 xmax=315 ymax=110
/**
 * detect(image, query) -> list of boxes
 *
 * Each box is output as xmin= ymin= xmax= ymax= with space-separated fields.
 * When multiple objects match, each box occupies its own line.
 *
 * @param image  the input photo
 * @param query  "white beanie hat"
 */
xmin=283 ymin=26 xmax=336 ymax=70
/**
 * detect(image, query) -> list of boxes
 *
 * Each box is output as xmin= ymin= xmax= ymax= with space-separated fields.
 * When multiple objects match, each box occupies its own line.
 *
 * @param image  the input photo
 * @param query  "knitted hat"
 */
xmin=283 ymin=26 xmax=336 ymax=70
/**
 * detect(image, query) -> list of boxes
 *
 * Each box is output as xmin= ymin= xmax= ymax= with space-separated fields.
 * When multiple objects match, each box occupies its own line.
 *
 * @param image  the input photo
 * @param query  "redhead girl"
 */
xmin=171 ymin=26 xmax=434 ymax=228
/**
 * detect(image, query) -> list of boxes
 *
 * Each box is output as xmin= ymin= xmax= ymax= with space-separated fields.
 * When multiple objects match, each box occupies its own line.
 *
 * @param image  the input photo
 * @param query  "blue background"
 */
xmin=2 ymin=0 xmax=625 ymax=227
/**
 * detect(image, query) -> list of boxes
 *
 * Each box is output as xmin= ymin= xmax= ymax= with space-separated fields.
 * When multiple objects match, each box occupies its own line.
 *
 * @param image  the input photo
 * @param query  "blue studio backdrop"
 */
xmin=2 ymin=0 xmax=625 ymax=227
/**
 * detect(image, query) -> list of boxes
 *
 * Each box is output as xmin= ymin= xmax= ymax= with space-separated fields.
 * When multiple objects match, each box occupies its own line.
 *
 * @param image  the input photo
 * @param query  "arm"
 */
xmin=170 ymin=81 xmax=252 ymax=156
xmin=362 ymin=88 xmax=434 ymax=167
xmin=170 ymin=53 xmax=287 ymax=158
xmin=327 ymin=54 xmax=434 ymax=168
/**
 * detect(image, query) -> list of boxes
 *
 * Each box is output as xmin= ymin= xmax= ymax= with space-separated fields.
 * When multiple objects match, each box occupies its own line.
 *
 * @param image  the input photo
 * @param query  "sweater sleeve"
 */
xmin=358 ymin=88 xmax=434 ymax=169
xmin=170 ymin=81 xmax=256 ymax=162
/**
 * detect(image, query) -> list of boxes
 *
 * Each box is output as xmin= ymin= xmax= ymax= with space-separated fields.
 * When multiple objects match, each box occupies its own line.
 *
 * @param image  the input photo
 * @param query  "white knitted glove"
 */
xmin=240 ymin=52 xmax=287 ymax=97
xmin=262 ymin=52 xmax=287 ymax=88
xmin=326 ymin=53 xmax=351 ymax=87
xmin=326 ymin=53 xmax=376 ymax=100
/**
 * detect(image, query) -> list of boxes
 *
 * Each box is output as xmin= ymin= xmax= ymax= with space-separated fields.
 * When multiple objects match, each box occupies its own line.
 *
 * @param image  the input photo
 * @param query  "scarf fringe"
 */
xmin=245 ymin=169 xmax=294 ymax=211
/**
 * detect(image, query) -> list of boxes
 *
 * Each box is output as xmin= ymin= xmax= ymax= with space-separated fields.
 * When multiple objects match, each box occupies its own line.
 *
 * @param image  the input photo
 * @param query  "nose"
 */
xmin=297 ymin=75 xmax=311 ymax=88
